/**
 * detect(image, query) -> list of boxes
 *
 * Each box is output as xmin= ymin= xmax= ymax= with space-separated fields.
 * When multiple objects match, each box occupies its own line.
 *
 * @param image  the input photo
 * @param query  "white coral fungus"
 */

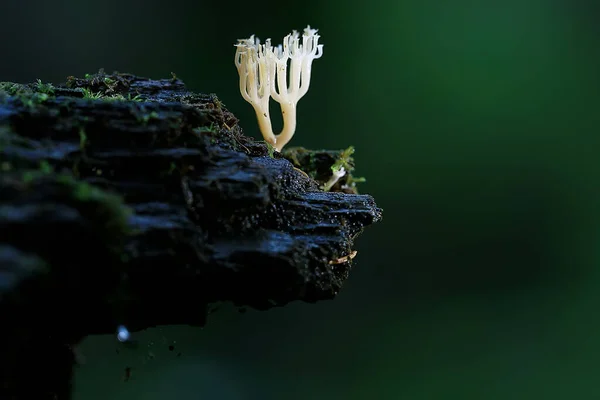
xmin=235 ymin=26 xmax=323 ymax=151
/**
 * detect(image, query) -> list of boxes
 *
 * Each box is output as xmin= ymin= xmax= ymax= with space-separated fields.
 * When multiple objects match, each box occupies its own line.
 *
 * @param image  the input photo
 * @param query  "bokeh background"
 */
xmin=2 ymin=0 xmax=600 ymax=398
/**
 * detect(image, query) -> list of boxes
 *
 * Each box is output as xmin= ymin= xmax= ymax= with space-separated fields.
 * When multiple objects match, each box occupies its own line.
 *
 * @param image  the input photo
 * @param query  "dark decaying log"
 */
xmin=0 ymin=72 xmax=382 ymax=399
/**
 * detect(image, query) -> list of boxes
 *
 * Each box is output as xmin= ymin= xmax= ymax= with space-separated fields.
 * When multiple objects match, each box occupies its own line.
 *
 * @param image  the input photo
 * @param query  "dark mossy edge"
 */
xmin=0 ymin=69 xmax=367 ymax=194
xmin=13 ymin=162 xmax=131 ymax=245
xmin=282 ymin=146 xmax=366 ymax=194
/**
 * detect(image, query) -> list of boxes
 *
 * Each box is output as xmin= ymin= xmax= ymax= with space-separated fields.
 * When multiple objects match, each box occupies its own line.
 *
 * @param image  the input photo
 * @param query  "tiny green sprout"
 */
xmin=35 ymin=79 xmax=55 ymax=95
xmin=205 ymin=122 xmax=217 ymax=133
xmin=333 ymin=146 xmax=355 ymax=171
xmin=193 ymin=123 xmax=218 ymax=135
xmin=81 ymin=88 xmax=103 ymax=99
xmin=321 ymin=146 xmax=357 ymax=192
xmin=322 ymin=163 xmax=347 ymax=192
xmin=127 ymin=93 xmax=144 ymax=102
xmin=32 ymin=93 xmax=49 ymax=103
xmin=103 ymin=77 xmax=119 ymax=93
xmin=346 ymin=175 xmax=366 ymax=188
xmin=95 ymin=93 xmax=143 ymax=102
xmin=265 ymin=141 xmax=276 ymax=158
xmin=105 ymin=93 xmax=127 ymax=101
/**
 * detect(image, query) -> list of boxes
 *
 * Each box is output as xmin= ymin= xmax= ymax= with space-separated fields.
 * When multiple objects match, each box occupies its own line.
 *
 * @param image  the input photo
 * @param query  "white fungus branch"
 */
xmin=234 ymin=26 xmax=323 ymax=151
xmin=321 ymin=166 xmax=346 ymax=192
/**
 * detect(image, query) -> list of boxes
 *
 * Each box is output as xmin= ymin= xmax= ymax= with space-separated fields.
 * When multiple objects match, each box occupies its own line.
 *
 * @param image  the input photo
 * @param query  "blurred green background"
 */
xmin=2 ymin=0 xmax=600 ymax=398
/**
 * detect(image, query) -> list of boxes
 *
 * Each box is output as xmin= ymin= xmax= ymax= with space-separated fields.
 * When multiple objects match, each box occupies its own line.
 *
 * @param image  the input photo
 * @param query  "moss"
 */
xmin=66 ymin=69 xmax=143 ymax=102
xmin=126 ymin=93 xmax=144 ymax=102
xmin=35 ymin=79 xmax=55 ymax=95
xmin=81 ymin=88 xmax=104 ymax=100
xmin=17 ymin=92 xmax=50 ymax=111
xmin=80 ymin=87 xmax=143 ymax=102
xmin=20 ymin=160 xmax=54 ymax=183
xmin=0 ymin=80 xmax=55 ymax=101
xmin=282 ymin=146 xmax=366 ymax=194
xmin=139 ymin=111 xmax=159 ymax=125
xmin=14 ymin=163 xmax=130 ymax=240
xmin=0 ymin=82 xmax=30 ymax=96
xmin=0 ymin=83 xmax=51 ymax=112
xmin=39 ymin=160 xmax=53 ymax=174
xmin=193 ymin=123 xmax=218 ymax=135
xmin=0 ymin=86 xmax=52 ymax=114
xmin=46 ymin=172 xmax=131 ymax=244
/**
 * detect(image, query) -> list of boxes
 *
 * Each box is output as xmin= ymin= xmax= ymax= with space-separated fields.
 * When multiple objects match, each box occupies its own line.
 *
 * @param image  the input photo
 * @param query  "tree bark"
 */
xmin=0 ymin=72 xmax=382 ymax=399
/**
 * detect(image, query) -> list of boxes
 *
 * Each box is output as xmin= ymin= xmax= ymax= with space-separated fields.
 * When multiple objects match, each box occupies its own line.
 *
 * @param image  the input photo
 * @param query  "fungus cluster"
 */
xmin=234 ymin=26 xmax=323 ymax=151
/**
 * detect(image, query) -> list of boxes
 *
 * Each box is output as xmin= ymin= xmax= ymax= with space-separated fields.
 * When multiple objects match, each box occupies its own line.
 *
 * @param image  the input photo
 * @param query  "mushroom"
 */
xmin=234 ymin=26 xmax=323 ymax=151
